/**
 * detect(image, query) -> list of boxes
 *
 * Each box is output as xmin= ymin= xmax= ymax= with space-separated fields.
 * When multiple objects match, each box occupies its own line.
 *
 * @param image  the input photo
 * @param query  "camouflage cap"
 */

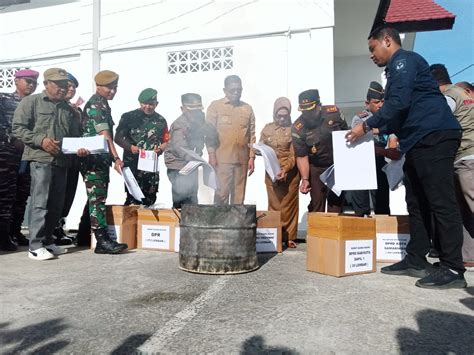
xmin=43 ymin=68 xmax=68 ymax=82
xmin=138 ymin=88 xmax=158 ymax=103
xmin=95 ymin=70 xmax=119 ymax=86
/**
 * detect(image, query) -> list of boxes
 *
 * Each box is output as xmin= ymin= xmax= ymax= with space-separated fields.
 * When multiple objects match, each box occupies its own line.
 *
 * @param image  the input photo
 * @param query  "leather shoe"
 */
xmin=415 ymin=266 xmax=467 ymax=289
xmin=381 ymin=258 xmax=433 ymax=278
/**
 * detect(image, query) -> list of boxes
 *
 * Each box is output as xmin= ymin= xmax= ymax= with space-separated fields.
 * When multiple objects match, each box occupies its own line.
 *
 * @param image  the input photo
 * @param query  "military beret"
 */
xmin=181 ymin=93 xmax=203 ymax=110
xmin=43 ymin=68 xmax=68 ymax=82
xmin=138 ymin=88 xmax=158 ymax=103
xmin=15 ymin=69 xmax=39 ymax=79
xmin=67 ymin=73 xmax=79 ymax=88
xmin=95 ymin=70 xmax=119 ymax=86
xmin=367 ymin=81 xmax=384 ymax=100
xmin=298 ymin=89 xmax=320 ymax=111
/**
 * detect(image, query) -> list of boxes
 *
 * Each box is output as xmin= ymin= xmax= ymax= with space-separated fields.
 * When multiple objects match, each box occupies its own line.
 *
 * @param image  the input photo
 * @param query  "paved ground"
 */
xmin=1 ymin=242 xmax=473 ymax=354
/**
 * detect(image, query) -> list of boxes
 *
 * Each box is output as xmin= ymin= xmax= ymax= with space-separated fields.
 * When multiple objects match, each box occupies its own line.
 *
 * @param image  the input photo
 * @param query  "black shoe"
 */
xmin=13 ymin=232 xmax=29 ymax=246
xmin=53 ymin=227 xmax=75 ymax=247
xmin=415 ymin=266 xmax=467 ymax=289
xmin=381 ymin=259 xmax=433 ymax=278
xmin=428 ymin=248 xmax=440 ymax=258
xmin=0 ymin=236 xmax=18 ymax=251
xmin=94 ymin=229 xmax=128 ymax=254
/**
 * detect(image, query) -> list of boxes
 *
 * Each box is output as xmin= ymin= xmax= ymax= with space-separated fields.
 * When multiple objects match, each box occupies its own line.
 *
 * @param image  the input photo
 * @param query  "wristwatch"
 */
xmin=362 ymin=121 xmax=371 ymax=134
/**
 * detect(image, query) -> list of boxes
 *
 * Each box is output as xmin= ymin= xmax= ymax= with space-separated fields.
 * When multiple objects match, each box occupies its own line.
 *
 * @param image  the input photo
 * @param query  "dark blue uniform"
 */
xmin=366 ymin=48 xmax=464 ymax=273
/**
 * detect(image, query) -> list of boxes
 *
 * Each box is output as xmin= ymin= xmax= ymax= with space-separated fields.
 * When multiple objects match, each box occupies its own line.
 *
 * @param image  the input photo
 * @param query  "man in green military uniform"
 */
xmin=81 ymin=70 xmax=127 ymax=254
xmin=164 ymin=93 xmax=215 ymax=208
xmin=291 ymin=89 xmax=348 ymax=212
xmin=115 ymin=88 xmax=169 ymax=206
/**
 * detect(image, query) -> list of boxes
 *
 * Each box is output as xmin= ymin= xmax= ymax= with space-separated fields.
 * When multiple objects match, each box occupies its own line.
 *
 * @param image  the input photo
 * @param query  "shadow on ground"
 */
xmin=397 ymin=307 xmax=474 ymax=354
xmin=0 ymin=318 xmax=69 ymax=353
xmin=111 ymin=333 xmax=152 ymax=354
xmin=240 ymin=335 xmax=296 ymax=354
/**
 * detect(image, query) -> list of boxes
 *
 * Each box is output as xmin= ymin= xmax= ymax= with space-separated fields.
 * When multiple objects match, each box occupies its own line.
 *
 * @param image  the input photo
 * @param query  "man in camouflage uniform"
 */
xmin=165 ymin=93 xmax=215 ymax=208
xmin=81 ymin=70 xmax=127 ymax=254
xmin=0 ymin=69 xmax=39 ymax=250
xmin=291 ymin=89 xmax=348 ymax=212
xmin=115 ymin=88 xmax=169 ymax=206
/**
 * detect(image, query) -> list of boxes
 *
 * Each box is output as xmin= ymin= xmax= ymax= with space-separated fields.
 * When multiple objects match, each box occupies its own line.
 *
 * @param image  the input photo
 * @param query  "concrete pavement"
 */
xmin=1 ymin=243 xmax=473 ymax=354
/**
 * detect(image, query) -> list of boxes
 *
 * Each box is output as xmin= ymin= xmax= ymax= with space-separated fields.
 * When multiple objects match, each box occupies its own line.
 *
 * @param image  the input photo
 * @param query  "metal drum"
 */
xmin=179 ymin=204 xmax=259 ymax=274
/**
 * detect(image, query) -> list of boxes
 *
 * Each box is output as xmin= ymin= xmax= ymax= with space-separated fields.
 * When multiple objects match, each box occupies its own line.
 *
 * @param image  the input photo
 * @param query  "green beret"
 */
xmin=95 ymin=70 xmax=119 ymax=86
xmin=138 ymin=88 xmax=158 ymax=103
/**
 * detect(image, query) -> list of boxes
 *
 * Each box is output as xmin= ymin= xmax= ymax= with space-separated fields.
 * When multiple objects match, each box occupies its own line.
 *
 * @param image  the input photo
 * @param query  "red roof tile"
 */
xmin=386 ymin=0 xmax=455 ymax=23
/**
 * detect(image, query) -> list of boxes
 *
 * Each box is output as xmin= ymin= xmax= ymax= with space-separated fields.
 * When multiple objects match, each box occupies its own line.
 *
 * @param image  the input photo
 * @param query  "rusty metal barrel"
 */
xmin=179 ymin=204 xmax=259 ymax=274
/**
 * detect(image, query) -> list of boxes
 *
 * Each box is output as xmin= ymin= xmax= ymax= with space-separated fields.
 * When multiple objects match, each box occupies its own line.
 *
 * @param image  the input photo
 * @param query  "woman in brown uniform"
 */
xmin=260 ymin=97 xmax=300 ymax=248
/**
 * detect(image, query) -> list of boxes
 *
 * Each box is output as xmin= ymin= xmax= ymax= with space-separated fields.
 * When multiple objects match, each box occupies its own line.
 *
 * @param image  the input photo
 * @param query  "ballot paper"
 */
xmin=382 ymin=154 xmax=406 ymax=190
xmin=252 ymin=143 xmax=281 ymax=182
xmin=332 ymin=131 xmax=377 ymax=190
xmin=62 ymin=136 xmax=108 ymax=154
xmin=122 ymin=167 xmax=145 ymax=201
xmin=138 ymin=150 xmax=159 ymax=172
xmin=178 ymin=148 xmax=218 ymax=190
xmin=319 ymin=165 xmax=342 ymax=197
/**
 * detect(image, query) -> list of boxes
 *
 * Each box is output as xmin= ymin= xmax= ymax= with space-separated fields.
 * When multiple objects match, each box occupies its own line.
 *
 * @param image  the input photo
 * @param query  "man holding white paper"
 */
xmin=115 ymin=88 xmax=169 ymax=206
xmin=165 ymin=93 xmax=216 ymax=208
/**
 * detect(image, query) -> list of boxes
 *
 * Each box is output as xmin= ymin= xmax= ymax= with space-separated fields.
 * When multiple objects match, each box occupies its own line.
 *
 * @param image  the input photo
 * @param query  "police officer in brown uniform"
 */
xmin=206 ymin=75 xmax=256 ymax=204
xmin=291 ymin=89 xmax=348 ymax=212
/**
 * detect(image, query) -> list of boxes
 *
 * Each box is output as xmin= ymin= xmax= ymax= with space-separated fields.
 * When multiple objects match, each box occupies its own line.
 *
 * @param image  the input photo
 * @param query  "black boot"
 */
xmin=0 ymin=222 xmax=18 ymax=252
xmin=94 ymin=228 xmax=128 ymax=254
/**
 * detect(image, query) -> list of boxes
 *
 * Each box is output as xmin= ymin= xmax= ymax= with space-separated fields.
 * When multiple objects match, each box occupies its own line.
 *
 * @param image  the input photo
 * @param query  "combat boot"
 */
xmin=0 ymin=222 xmax=18 ymax=251
xmin=93 ymin=228 xmax=128 ymax=254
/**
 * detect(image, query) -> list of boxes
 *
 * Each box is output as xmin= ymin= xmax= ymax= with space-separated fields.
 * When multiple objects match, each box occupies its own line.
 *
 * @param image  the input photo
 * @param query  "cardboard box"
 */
xmin=90 ymin=205 xmax=139 ymax=249
xmin=256 ymin=211 xmax=282 ymax=253
xmin=307 ymin=213 xmax=376 ymax=277
xmin=137 ymin=208 xmax=181 ymax=252
xmin=375 ymin=215 xmax=410 ymax=262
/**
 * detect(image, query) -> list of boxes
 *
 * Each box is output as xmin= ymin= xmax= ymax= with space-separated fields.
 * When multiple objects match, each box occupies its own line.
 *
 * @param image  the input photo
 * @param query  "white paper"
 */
xmin=122 ymin=167 xmax=145 ymax=201
xmin=141 ymin=224 xmax=170 ymax=249
xmin=376 ymin=233 xmax=410 ymax=261
xmin=382 ymin=155 xmax=406 ymax=190
xmin=333 ymin=131 xmax=377 ymax=190
xmin=179 ymin=147 xmax=218 ymax=190
xmin=62 ymin=136 xmax=109 ymax=154
xmin=252 ymin=143 xmax=281 ymax=182
xmin=345 ymin=239 xmax=373 ymax=273
xmin=174 ymin=227 xmax=180 ymax=253
xmin=138 ymin=150 xmax=159 ymax=172
xmin=256 ymin=228 xmax=278 ymax=253
xmin=319 ymin=165 xmax=342 ymax=197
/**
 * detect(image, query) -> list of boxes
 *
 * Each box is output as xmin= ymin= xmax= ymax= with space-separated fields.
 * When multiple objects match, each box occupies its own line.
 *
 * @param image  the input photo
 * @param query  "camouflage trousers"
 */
xmin=0 ymin=141 xmax=30 ymax=233
xmin=81 ymin=167 xmax=109 ymax=230
xmin=124 ymin=166 xmax=159 ymax=207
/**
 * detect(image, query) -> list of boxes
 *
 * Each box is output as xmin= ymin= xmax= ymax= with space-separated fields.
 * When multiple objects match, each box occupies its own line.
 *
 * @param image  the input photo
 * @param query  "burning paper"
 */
xmin=252 ymin=143 xmax=281 ymax=182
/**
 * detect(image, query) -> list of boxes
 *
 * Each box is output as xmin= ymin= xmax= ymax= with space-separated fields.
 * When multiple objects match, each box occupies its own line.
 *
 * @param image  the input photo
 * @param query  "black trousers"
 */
xmin=403 ymin=130 xmax=464 ymax=272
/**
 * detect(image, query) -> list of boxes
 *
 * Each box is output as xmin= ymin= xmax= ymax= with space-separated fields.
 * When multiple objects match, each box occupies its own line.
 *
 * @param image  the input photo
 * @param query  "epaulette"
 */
xmin=294 ymin=121 xmax=304 ymax=131
xmin=323 ymin=105 xmax=339 ymax=113
xmin=357 ymin=111 xmax=369 ymax=118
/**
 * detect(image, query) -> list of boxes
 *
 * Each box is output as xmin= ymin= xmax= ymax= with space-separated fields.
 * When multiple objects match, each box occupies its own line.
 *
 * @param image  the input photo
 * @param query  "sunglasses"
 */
xmin=24 ymin=78 xmax=38 ymax=86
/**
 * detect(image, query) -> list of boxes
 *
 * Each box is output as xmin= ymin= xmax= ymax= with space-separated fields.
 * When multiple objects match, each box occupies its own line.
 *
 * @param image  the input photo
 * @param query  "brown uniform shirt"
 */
xmin=206 ymin=97 xmax=256 ymax=165
xmin=291 ymin=105 xmax=348 ymax=168
xmin=260 ymin=122 xmax=295 ymax=173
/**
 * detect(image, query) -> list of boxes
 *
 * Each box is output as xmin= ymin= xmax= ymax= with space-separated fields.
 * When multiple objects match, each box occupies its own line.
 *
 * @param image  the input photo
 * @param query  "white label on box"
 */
xmin=256 ymin=228 xmax=278 ymax=253
xmin=377 ymin=233 xmax=410 ymax=260
xmin=91 ymin=225 xmax=120 ymax=248
xmin=142 ymin=224 xmax=170 ymax=249
xmin=174 ymin=227 xmax=180 ymax=253
xmin=345 ymin=239 xmax=373 ymax=273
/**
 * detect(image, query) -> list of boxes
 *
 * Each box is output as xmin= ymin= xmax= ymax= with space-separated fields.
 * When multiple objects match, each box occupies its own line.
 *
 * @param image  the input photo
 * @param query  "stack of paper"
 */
xmin=122 ymin=167 xmax=145 ymax=201
xmin=178 ymin=148 xmax=218 ymax=190
xmin=138 ymin=150 xmax=159 ymax=173
xmin=62 ymin=136 xmax=109 ymax=154
xmin=252 ymin=143 xmax=281 ymax=182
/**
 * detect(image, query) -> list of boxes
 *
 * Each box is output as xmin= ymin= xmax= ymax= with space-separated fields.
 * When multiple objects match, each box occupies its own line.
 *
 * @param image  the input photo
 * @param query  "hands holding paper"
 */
xmin=345 ymin=123 xmax=365 ymax=144
xmin=276 ymin=169 xmax=287 ymax=181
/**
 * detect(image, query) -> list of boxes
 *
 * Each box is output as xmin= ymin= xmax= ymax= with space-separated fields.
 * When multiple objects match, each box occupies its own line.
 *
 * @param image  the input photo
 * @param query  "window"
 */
xmin=0 ymin=68 xmax=28 ymax=90
xmin=168 ymin=47 xmax=233 ymax=75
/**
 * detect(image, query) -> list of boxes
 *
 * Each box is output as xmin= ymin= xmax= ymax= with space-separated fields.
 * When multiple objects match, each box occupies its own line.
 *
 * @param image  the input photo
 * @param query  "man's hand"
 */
xmin=300 ymin=179 xmax=311 ymax=194
xmin=208 ymin=153 xmax=217 ymax=168
xmin=248 ymin=158 xmax=255 ymax=176
xmin=12 ymin=138 xmax=24 ymax=153
xmin=114 ymin=158 xmax=124 ymax=174
xmin=76 ymin=148 xmax=90 ymax=157
xmin=131 ymin=145 xmax=140 ymax=154
xmin=345 ymin=123 xmax=365 ymax=144
xmin=383 ymin=148 xmax=402 ymax=160
xmin=276 ymin=169 xmax=287 ymax=181
xmin=41 ymin=138 xmax=61 ymax=156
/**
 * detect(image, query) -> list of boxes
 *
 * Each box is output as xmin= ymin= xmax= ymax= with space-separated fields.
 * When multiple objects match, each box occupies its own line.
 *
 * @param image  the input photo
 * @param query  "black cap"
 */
xmin=181 ymin=93 xmax=203 ymax=110
xmin=298 ymin=89 xmax=320 ymax=111
xmin=367 ymin=81 xmax=384 ymax=100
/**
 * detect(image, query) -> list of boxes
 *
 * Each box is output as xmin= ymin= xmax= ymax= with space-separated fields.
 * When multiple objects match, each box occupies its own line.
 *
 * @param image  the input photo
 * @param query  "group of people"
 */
xmin=0 ymin=26 xmax=472 ymax=290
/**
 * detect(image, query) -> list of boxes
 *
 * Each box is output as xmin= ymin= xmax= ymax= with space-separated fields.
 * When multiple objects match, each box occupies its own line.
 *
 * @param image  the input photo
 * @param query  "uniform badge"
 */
xmin=395 ymin=59 xmax=406 ymax=71
xmin=294 ymin=121 xmax=304 ymax=131
xmin=311 ymin=145 xmax=317 ymax=154
xmin=328 ymin=120 xmax=333 ymax=126
xmin=357 ymin=111 xmax=369 ymax=118
xmin=325 ymin=106 xmax=338 ymax=113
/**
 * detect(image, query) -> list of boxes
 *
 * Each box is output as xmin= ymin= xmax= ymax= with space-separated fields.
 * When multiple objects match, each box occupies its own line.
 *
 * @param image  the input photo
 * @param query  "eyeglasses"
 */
xmin=49 ymin=80 xmax=69 ymax=89
xmin=24 ymin=78 xmax=38 ymax=86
